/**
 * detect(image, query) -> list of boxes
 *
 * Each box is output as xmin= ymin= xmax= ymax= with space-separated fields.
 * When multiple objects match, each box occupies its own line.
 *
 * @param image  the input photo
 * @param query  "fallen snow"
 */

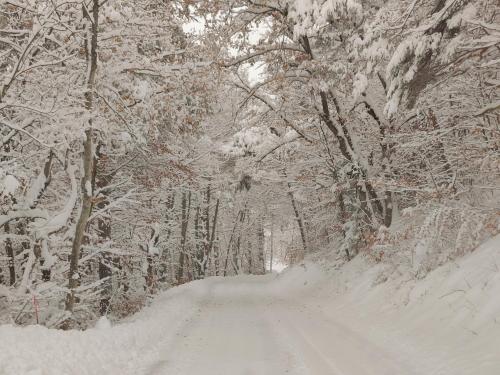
xmin=2 ymin=174 xmax=20 ymax=196
xmin=23 ymin=170 xmax=48 ymax=209
xmin=1 ymin=235 xmax=499 ymax=375
xmin=310 ymin=233 xmax=500 ymax=375
xmin=0 ymin=283 xmax=206 ymax=375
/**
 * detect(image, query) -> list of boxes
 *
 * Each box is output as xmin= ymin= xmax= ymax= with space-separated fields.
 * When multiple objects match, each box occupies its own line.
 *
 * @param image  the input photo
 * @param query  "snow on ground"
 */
xmin=0 ymin=283 xmax=208 ymax=375
xmin=318 ymin=233 xmax=500 ymax=375
xmin=1 ymin=235 xmax=499 ymax=375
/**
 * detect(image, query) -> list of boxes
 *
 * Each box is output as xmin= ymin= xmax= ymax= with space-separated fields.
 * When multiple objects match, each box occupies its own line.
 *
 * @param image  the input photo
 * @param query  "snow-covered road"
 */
xmin=149 ymin=276 xmax=413 ymax=375
xmin=150 ymin=282 xmax=302 ymax=374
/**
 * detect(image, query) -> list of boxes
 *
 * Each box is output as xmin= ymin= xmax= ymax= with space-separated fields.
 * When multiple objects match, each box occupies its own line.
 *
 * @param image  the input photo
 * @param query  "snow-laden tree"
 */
xmin=0 ymin=0 xmax=218 ymax=326
xmin=192 ymin=0 xmax=499 ymax=268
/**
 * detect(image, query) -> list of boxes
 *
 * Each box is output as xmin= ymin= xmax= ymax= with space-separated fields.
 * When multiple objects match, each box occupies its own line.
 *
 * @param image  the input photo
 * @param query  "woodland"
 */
xmin=0 ymin=0 xmax=498 ymax=330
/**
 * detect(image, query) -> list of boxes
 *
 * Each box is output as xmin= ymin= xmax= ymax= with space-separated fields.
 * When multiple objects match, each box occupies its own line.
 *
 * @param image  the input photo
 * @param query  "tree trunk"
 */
xmin=201 ymin=185 xmax=211 ymax=277
xmin=194 ymin=205 xmax=202 ymax=279
xmin=234 ymin=208 xmax=247 ymax=274
xmin=214 ymin=239 xmax=220 ymax=276
xmin=65 ymin=0 xmax=99 ymax=315
xmin=269 ymin=214 xmax=274 ymax=272
xmin=337 ymin=191 xmax=351 ymax=260
xmin=4 ymin=224 xmax=16 ymax=285
xmin=176 ymin=190 xmax=191 ymax=284
xmin=223 ymin=208 xmax=244 ymax=276
xmin=383 ymin=192 xmax=393 ymax=228
xmin=256 ymin=216 xmax=265 ymax=274
xmin=144 ymin=228 xmax=159 ymax=294
xmin=161 ymin=192 xmax=175 ymax=283
xmin=288 ymin=182 xmax=307 ymax=254
xmin=97 ymin=208 xmax=112 ymax=315
xmin=205 ymin=198 xmax=219 ymax=276
xmin=90 ymin=142 xmax=114 ymax=315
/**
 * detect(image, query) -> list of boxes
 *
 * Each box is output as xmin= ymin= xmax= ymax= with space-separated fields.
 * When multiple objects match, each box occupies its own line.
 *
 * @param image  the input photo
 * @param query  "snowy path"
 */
xmin=2 ymin=236 xmax=499 ymax=375
xmin=149 ymin=276 xmax=414 ymax=375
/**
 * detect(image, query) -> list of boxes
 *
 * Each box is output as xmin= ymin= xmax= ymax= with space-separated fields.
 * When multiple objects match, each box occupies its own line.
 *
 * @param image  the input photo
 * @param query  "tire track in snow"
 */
xmin=274 ymin=300 xmax=417 ymax=375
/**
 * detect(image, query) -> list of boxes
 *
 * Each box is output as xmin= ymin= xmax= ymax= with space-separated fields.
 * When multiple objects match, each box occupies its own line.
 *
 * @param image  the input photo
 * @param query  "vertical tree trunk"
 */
xmin=223 ymin=208 xmax=244 ymax=276
xmin=269 ymin=214 xmax=274 ymax=273
xmin=97 ymin=204 xmax=112 ymax=314
xmin=4 ymin=224 xmax=16 ymax=285
xmin=65 ymin=0 xmax=99 ymax=315
xmin=213 ymin=240 xmax=220 ymax=276
xmin=246 ymin=237 xmax=253 ymax=274
xmin=97 ymin=217 xmax=112 ymax=315
xmin=205 ymin=198 xmax=219 ymax=276
xmin=201 ymin=185 xmax=211 ymax=277
xmin=90 ymin=142 xmax=113 ymax=315
xmin=162 ymin=192 xmax=175 ymax=283
xmin=256 ymin=216 xmax=265 ymax=274
xmin=234 ymin=208 xmax=246 ymax=274
xmin=363 ymin=99 xmax=393 ymax=227
xmin=144 ymin=228 xmax=159 ymax=294
xmin=194 ymin=205 xmax=202 ymax=279
xmin=337 ymin=191 xmax=351 ymax=261
xmin=176 ymin=190 xmax=191 ymax=284
xmin=288 ymin=182 xmax=307 ymax=254
xmin=384 ymin=192 xmax=393 ymax=228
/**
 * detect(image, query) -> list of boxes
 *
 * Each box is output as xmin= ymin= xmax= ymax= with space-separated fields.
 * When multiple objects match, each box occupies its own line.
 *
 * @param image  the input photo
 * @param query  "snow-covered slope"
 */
xmin=1 ymin=235 xmax=499 ymax=375
xmin=310 ymin=233 xmax=500 ymax=375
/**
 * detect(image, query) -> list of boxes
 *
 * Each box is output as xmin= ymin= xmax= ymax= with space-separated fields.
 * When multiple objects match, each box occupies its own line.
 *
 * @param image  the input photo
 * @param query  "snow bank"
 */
xmin=0 ymin=281 xmax=209 ymax=375
xmin=311 ymin=234 xmax=500 ymax=375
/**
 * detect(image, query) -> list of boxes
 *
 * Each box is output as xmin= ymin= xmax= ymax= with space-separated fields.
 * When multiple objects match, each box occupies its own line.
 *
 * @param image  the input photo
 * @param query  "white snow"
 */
xmin=221 ymin=126 xmax=278 ymax=157
xmin=134 ymin=80 xmax=150 ymax=100
xmin=2 ymin=174 xmax=20 ymax=196
xmin=1 ymin=235 xmax=499 ymax=375
xmin=352 ymin=72 xmax=368 ymax=99
xmin=475 ymin=99 xmax=500 ymax=116
xmin=85 ymin=180 xmax=92 ymax=198
xmin=24 ymin=170 xmax=47 ymax=208
xmin=120 ymin=131 xmax=132 ymax=144
xmin=94 ymin=316 xmax=112 ymax=330
xmin=34 ymin=165 xmax=77 ymax=238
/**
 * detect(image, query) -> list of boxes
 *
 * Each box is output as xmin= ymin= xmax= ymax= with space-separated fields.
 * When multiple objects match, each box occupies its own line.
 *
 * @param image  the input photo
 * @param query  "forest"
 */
xmin=0 ymin=0 xmax=498 ymax=337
